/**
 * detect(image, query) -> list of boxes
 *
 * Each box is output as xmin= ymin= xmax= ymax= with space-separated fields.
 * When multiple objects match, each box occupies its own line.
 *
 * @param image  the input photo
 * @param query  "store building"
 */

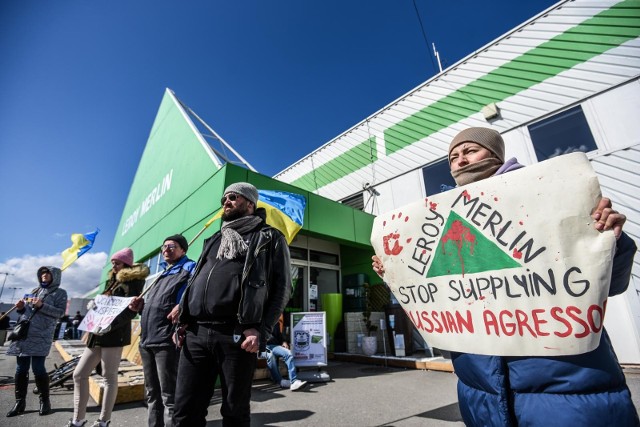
xmin=274 ymin=0 xmax=640 ymax=363
xmin=103 ymin=0 xmax=639 ymax=362
xmin=99 ymin=89 xmax=377 ymax=350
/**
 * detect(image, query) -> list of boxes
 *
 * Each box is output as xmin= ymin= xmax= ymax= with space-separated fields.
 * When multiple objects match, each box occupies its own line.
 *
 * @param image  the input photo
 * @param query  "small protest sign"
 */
xmin=78 ymin=294 xmax=133 ymax=334
xmin=370 ymin=153 xmax=616 ymax=356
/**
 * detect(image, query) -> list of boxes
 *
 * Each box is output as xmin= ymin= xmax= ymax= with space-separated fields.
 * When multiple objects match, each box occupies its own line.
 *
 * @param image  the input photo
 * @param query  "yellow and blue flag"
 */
xmin=257 ymin=190 xmax=306 ymax=244
xmin=202 ymin=189 xmax=306 ymax=245
xmin=61 ymin=228 xmax=100 ymax=271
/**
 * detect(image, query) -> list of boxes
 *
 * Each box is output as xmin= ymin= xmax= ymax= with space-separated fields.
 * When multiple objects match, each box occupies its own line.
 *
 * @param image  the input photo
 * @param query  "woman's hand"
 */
xmin=372 ymin=255 xmax=385 ymax=279
xmin=592 ymin=197 xmax=626 ymax=239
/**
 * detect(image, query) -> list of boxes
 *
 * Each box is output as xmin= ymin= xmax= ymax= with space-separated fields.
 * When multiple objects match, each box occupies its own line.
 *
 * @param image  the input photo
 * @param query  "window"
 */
xmin=528 ymin=105 xmax=598 ymax=161
xmin=422 ymin=158 xmax=457 ymax=196
xmin=341 ymin=193 xmax=364 ymax=210
xmin=309 ymin=250 xmax=339 ymax=265
xmin=145 ymin=252 xmax=162 ymax=275
xmin=289 ymin=246 xmax=308 ymax=261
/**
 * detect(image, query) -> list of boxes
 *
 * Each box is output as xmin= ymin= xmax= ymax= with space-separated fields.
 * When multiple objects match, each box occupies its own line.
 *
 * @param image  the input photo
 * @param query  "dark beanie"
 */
xmin=449 ymin=127 xmax=505 ymax=164
xmin=165 ymin=234 xmax=188 ymax=252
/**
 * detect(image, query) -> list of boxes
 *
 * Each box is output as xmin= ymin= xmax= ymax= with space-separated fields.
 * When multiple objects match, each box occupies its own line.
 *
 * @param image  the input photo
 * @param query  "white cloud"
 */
xmin=0 ymin=252 xmax=108 ymax=301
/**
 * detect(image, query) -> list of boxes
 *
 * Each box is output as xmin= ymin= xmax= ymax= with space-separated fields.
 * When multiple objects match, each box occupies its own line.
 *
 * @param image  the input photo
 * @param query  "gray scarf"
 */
xmin=217 ymin=215 xmax=263 ymax=260
xmin=451 ymin=157 xmax=503 ymax=186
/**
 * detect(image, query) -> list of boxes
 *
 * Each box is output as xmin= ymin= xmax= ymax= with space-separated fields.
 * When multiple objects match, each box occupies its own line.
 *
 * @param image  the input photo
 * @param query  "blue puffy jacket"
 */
xmin=452 ymin=159 xmax=640 ymax=426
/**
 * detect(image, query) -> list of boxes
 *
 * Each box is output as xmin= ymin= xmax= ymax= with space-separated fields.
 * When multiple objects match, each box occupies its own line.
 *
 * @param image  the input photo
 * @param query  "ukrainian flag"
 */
xmin=61 ymin=228 xmax=100 ymax=271
xmin=257 ymin=190 xmax=306 ymax=244
xmin=205 ymin=190 xmax=306 ymax=245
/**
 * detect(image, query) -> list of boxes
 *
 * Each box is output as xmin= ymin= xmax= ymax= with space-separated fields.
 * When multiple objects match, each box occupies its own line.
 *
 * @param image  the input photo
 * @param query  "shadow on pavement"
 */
xmin=372 ymin=402 xmax=464 ymax=426
xmin=206 ymin=409 xmax=316 ymax=426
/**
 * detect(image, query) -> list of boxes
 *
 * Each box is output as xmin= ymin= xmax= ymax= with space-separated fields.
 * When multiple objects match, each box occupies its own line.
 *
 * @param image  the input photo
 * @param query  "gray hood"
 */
xmin=36 ymin=265 xmax=62 ymax=290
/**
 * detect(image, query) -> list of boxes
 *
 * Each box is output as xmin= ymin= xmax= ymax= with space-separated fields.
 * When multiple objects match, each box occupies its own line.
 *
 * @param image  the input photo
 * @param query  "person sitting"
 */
xmin=266 ymin=317 xmax=307 ymax=392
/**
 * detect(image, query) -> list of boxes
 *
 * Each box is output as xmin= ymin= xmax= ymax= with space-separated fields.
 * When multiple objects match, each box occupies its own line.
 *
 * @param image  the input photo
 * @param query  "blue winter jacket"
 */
xmin=139 ymin=255 xmax=196 ymax=348
xmin=451 ymin=159 xmax=640 ymax=426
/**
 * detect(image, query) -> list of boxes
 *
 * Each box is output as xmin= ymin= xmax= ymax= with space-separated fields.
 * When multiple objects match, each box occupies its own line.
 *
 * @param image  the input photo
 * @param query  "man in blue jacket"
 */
xmin=130 ymin=234 xmax=196 ymax=427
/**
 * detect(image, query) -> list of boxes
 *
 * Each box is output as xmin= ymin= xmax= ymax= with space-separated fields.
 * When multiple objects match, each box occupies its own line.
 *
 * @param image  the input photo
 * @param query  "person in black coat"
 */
xmin=67 ymin=248 xmax=149 ymax=427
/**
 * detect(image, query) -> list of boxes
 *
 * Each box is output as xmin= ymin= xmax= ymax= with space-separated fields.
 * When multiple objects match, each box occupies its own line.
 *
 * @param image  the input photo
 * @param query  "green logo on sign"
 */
xmin=427 ymin=211 xmax=521 ymax=278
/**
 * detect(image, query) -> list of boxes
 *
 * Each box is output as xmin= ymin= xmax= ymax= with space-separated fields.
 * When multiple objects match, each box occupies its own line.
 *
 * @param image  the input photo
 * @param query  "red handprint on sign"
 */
xmin=381 ymin=212 xmax=412 ymax=256
xmin=383 ymin=233 xmax=404 ymax=255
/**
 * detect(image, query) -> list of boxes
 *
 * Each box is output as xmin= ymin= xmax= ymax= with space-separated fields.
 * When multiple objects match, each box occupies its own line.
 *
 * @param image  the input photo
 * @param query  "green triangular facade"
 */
xmin=427 ymin=211 xmax=521 ymax=278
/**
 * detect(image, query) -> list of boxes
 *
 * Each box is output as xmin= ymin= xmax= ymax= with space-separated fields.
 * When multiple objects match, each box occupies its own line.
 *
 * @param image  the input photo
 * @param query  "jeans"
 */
xmin=16 ymin=355 xmax=47 ymax=376
xmin=140 ymin=346 xmax=179 ymax=427
xmin=266 ymin=345 xmax=298 ymax=383
xmin=173 ymin=323 xmax=257 ymax=427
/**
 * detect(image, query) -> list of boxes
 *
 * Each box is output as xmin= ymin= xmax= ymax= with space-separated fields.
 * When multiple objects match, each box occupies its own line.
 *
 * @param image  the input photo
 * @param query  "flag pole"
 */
xmin=0 ymin=286 xmax=40 ymax=321
xmin=188 ymin=208 xmax=222 ymax=248
xmin=138 ymin=269 xmax=168 ymax=299
xmin=138 ymin=209 xmax=221 ymax=299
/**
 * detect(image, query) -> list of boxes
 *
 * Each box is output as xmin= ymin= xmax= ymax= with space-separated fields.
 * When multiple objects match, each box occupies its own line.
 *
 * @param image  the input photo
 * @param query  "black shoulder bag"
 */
xmin=7 ymin=291 xmax=49 ymax=341
xmin=7 ymin=307 xmax=40 ymax=341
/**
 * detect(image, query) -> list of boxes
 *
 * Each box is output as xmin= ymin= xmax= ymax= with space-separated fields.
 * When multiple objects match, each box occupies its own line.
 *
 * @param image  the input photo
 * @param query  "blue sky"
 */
xmin=0 ymin=1 xmax=557 ymax=298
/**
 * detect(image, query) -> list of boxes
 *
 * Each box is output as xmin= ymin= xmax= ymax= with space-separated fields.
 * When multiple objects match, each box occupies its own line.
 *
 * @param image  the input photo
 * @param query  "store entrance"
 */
xmin=285 ymin=264 xmax=306 ymax=318
xmin=284 ymin=237 xmax=341 ymax=336
xmin=285 ymin=264 xmax=340 ymax=314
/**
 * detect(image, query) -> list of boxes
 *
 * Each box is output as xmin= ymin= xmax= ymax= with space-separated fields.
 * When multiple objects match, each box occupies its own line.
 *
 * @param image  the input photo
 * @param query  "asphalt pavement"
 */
xmin=0 ymin=342 xmax=638 ymax=426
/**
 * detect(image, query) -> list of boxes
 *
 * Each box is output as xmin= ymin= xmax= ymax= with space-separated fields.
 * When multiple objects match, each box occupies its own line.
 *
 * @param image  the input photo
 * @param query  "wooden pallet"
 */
xmin=54 ymin=320 xmax=273 ymax=403
xmin=54 ymin=320 xmax=145 ymax=404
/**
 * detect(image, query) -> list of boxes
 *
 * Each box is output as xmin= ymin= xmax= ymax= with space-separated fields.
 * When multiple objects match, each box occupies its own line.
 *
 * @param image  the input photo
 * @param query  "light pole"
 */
xmin=0 ymin=272 xmax=14 ymax=303
xmin=8 ymin=287 xmax=22 ymax=303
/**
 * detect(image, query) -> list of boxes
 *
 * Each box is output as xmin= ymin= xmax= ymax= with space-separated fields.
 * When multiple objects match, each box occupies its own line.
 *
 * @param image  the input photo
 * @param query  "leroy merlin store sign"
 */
xmin=122 ymin=169 xmax=174 ymax=236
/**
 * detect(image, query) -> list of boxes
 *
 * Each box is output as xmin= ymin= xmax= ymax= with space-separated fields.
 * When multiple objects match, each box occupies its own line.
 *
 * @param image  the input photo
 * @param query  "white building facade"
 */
xmin=275 ymin=0 xmax=640 ymax=363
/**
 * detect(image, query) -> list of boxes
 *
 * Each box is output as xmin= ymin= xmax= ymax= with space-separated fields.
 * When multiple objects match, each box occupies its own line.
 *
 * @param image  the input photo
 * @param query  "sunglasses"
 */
xmin=161 ymin=244 xmax=177 ymax=251
xmin=220 ymin=193 xmax=242 ymax=206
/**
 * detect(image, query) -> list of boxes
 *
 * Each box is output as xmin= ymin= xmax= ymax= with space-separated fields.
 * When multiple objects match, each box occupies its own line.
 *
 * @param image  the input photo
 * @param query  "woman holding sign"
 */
xmin=6 ymin=266 xmax=67 ymax=417
xmin=373 ymin=127 xmax=639 ymax=427
xmin=66 ymin=248 xmax=149 ymax=427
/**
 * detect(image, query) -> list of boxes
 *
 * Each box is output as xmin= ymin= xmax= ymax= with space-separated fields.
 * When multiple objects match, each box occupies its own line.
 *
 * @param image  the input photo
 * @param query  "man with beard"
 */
xmin=172 ymin=182 xmax=291 ymax=427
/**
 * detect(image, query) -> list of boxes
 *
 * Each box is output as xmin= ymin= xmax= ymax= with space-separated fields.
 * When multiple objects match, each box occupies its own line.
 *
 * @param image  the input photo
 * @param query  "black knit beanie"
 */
xmin=164 ymin=234 xmax=188 ymax=252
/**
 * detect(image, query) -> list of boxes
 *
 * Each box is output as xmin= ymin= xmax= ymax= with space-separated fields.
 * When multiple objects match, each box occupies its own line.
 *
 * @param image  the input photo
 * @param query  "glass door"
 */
xmin=285 ymin=263 xmax=307 ymax=313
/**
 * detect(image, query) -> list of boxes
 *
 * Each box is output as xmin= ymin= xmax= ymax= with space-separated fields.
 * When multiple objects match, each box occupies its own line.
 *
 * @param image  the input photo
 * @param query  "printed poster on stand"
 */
xmin=291 ymin=311 xmax=328 ymax=367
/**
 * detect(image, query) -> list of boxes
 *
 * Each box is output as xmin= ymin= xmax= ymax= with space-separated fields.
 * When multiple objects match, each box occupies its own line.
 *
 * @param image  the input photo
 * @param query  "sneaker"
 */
xmin=290 ymin=379 xmax=307 ymax=391
xmin=65 ymin=420 xmax=87 ymax=427
xmin=90 ymin=420 xmax=110 ymax=427
xmin=279 ymin=379 xmax=291 ymax=388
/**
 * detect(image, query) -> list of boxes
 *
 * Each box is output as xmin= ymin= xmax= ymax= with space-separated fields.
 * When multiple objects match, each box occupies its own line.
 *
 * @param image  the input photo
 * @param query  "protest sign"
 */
xmin=78 ymin=294 xmax=133 ymax=334
xmin=370 ymin=153 xmax=616 ymax=356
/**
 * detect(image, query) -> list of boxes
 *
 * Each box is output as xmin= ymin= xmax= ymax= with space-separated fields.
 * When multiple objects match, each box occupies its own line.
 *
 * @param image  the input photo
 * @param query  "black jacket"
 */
xmin=87 ymin=263 xmax=149 ymax=348
xmin=179 ymin=214 xmax=291 ymax=350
